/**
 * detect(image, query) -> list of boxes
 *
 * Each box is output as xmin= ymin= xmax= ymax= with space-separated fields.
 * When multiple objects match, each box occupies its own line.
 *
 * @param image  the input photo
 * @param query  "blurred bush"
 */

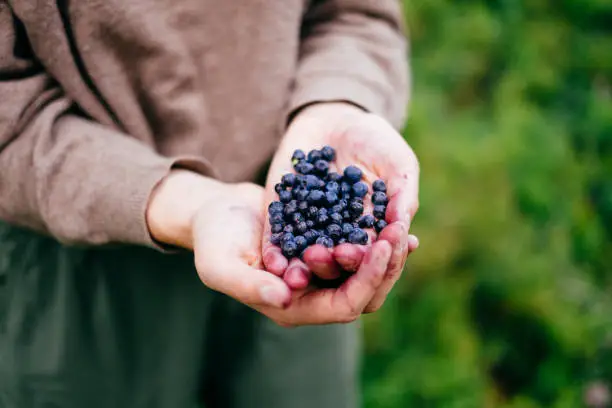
xmin=361 ymin=1 xmax=612 ymax=407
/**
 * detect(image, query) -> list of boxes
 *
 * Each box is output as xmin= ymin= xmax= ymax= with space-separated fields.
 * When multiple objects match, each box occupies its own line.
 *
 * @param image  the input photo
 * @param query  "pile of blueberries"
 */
xmin=268 ymin=145 xmax=389 ymax=260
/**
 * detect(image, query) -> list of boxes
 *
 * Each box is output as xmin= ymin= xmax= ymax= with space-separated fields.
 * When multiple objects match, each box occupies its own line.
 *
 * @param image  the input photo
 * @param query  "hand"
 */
xmin=263 ymin=102 xmax=420 ymax=312
xmin=146 ymin=169 xmax=399 ymax=326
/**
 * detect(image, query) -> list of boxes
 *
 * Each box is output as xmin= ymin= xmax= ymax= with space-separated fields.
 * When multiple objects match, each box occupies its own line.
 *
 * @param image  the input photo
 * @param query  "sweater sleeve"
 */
xmin=0 ymin=7 xmax=213 ymax=248
xmin=290 ymin=0 xmax=411 ymax=130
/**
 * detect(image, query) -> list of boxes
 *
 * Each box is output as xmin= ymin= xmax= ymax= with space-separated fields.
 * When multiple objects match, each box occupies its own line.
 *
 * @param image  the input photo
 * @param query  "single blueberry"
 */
xmin=321 ymin=145 xmax=336 ymax=162
xmin=348 ymin=200 xmax=364 ymax=217
xmin=279 ymin=190 xmax=292 ymax=203
xmin=270 ymin=233 xmax=283 ymax=245
xmin=307 ymin=149 xmax=322 ymax=163
xmin=281 ymin=173 xmax=296 ymax=188
xmin=338 ymin=199 xmax=348 ymax=209
xmin=375 ymin=219 xmax=388 ymax=233
xmin=292 ymin=212 xmax=305 ymax=224
xmin=315 ymin=236 xmax=334 ymax=248
xmin=269 ymin=212 xmax=284 ymax=224
xmin=282 ymin=240 xmax=299 ymax=258
xmin=295 ymin=174 xmax=307 ymax=187
xmin=283 ymin=224 xmax=294 ymax=234
xmin=325 ymin=181 xmax=339 ymax=193
xmin=305 ymin=229 xmax=320 ymax=244
xmin=307 ymin=190 xmax=325 ymax=205
xmin=373 ymin=205 xmax=387 ymax=220
xmin=271 ymin=223 xmax=284 ymax=234
xmin=372 ymin=179 xmax=387 ymax=193
xmin=342 ymin=223 xmax=355 ymax=236
xmin=326 ymin=224 xmax=342 ymax=242
xmin=268 ymin=201 xmax=284 ymax=215
xmin=281 ymin=232 xmax=295 ymax=244
xmin=327 ymin=172 xmax=342 ymax=182
xmin=352 ymin=181 xmax=368 ymax=198
xmin=306 ymin=220 xmax=315 ymax=228
xmin=298 ymin=200 xmax=309 ymax=212
xmin=343 ymin=165 xmax=363 ymax=184
xmin=294 ymin=235 xmax=308 ymax=251
xmin=331 ymin=204 xmax=343 ymax=214
xmin=307 ymin=206 xmax=319 ymax=219
xmin=296 ymin=221 xmax=309 ymax=235
xmin=317 ymin=213 xmax=330 ymax=227
xmin=292 ymin=149 xmax=306 ymax=163
xmin=275 ymin=183 xmax=284 ymax=194
xmin=348 ymin=228 xmax=368 ymax=245
xmin=340 ymin=182 xmax=352 ymax=196
xmin=358 ymin=214 xmax=376 ymax=229
xmin=314 ymin=160 xmax=329 ymax=175
xmin=296 ymin=161 xmax=314 ymax=175
xmin=293 ymin=188 xmax=309 ymax=201
xmin=324 ymin=191 xmax=339 ymax=207
xmin=283 ymin=200 xmax=298 ymax=218
xmin=318 ymin=207 xmax=329 ymax=217
xmin=305 ymin=175 xmax=323 ymax=190
xmin=329 ymin=212 xmax=343 ymax=225
xmin=372 ymin=191 xmax=389 ymax=206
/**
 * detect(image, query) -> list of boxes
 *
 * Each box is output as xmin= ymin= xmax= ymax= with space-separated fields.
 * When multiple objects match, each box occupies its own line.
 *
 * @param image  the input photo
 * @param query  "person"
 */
xmin=0 ymin=1 xmax=420 ymax=407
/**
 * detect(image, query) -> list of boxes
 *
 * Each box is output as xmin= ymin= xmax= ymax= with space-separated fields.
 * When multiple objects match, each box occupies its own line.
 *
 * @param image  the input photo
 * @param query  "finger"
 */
xmin=363 ymin=222 xmax=409 ymax=313
xmin=196 ymin=256 xmax=291 ymax=309
xmin=263 ymin=246 xmax=289 ymax=276
xmin=333 ymin=243 xmax=367 ymax=272
xmin=303 ymin=244 xmax=341 ymax=280
xmin=386 ymin=171 xmax=419 ymax=229
xmin=284 ymin=258 xmax=311 ymax=290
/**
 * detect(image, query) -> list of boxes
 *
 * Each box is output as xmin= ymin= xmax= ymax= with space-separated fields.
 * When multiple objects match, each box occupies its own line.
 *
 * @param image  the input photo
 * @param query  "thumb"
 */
xmin=195 ymin=256 xmax=292 ymax=309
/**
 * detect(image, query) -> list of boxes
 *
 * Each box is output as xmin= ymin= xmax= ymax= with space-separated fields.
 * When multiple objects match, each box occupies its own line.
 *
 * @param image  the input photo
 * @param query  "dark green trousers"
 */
xmin=0 ymin=223 xmax=360 ymax=408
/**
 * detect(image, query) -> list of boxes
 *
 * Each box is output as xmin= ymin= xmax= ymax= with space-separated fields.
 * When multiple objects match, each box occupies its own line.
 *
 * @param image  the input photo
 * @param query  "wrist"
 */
xmin=146 ymin=169 xmax=230 ymax=250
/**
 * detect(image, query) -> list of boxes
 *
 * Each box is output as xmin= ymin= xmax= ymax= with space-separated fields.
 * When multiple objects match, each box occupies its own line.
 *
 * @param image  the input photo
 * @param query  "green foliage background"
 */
xmin=361 ymin=1 xmax=612 ymax=407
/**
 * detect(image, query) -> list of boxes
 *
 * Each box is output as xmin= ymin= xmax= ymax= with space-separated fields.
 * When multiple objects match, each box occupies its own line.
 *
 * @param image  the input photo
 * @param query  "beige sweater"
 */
xmin=0 ymin=0 xmax=410 ymax=249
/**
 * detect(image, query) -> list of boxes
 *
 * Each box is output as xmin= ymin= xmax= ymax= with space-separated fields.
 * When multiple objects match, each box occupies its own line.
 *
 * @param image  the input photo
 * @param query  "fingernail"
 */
xmin=260 ymin=285 xmax=286 ymax=308
xmin=408 ymin=235 xmax=420 ymax=251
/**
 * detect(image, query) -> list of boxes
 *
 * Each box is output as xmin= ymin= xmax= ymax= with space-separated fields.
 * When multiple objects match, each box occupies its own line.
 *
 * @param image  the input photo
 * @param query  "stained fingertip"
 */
xmin=263 ymin=247 xmax=288 ymax=276
xmin=284 ymin=260 xmax=311 ymax=290
xmin=333 ymin=244 xmax=366 ymax=272
xmin=303 ymin=244 xmax=340 ymax=280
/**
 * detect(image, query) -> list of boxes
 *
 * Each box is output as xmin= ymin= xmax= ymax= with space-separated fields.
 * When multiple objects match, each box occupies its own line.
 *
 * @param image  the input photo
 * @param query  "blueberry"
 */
xmin=375 ymin=219 xmax=388 ymax=233
xmin=340 ymin=182 xmax=352 ymax=196
xmin=327 ymin=172 xmax=342 ymax=182
xmin=281 ymin=232 xmax=295 ymax=244
xmin=271 ymin=223 xmax=284 ymax=234
xmin=293 ymin=188 xmax=309 ymax=201
xmin=268 ymin=201 xmax=284 ymax=215
xmin=358 ymin=214 xmax=376 ymax=228
xmin=306 ymin=219 xmax=315 ymax=228
xmin=331 ymin=204 xmax=343 ymax=214
xmin=304 ymin=229 xmax=320 ymax=244
xmin=269 ymin=212 xmax=284 ymax=224
xmin=314 ymin=159 xmax=329 ymax=175
xmin=372 ymin=192 xmax=388 ymax=206
xmin=282 ymin=239 xmax=299 ymax=258
xmin=318 ymin=208 xmax=329 ymax=217
xmin=294 ymin=235 xmax=308 ymax=251
xmin=292 ymin=213 xmax=305 ymax=224
xmin=275 ymin=183 xmax=284 ymax=194
xmin=282 ymin=173 xmax=296 ymax=188
xmin=348 ymin=228 xmax=368 ymax=245
xmin=327 ymin=224 xmax=342 ymax=242
xmin=373 ymin=205 xmax=387 ymax=220
xmin=298 ymin=200 xmax=309 ymax=212
xmin=372 ymin=179 xmax=387 ymax=193
xmin=317 ymin=213 xmax=330 ymax=227
xmin=343 ymin=165 xmax=363 ymax=184
xmin=296 ymin=221 xmax=309 ymax=235
xmin=295 ymin=161 xmax=314 ymax=175
xmin=307 ymin=206 xmax=319 ymax=219
xmin=305 ymin=175 xmax=323 ymax=190
xmin=321 ymin=145 xmax=336 ymax=162
xmin=270 ymin=233 xmax=283 ymax=245
xmin=348 ymin=200 xmax=364 ymax=217
xmin=342 ymin=210 xmax=352 ymax=221
xmin=338 ymin=199 xmax=348 ymax=209
xmin=325 ymin=181 xmax=339 ymax=193
xmin=342 ymin=223 xmax=355 ymax=236
xmin=283 ymin=224 xmax=294 ymax=234
xmin=279 ymin=190 xmax=292 ymax=203
xmin=316 ymin=236 xmax=334 ymax=248
xmin=292 ymin=149 xmax=306 ymax=163
xmin=324 ymin=191 xmax=339 ymax=207
xmin=295 ymin=174 xmax=307 ymax=187
xmin=352 ymin=181 xmax=368 ymax=198
xmin=283 ymin=200 xmax=298 ymax=218
xmin=307 ymin=149 xmax=322 ymax=163
xmin=329 ymin=212 xmax=343 ymax=225
xmin=307 ymin=190 xmax=325 ymax=205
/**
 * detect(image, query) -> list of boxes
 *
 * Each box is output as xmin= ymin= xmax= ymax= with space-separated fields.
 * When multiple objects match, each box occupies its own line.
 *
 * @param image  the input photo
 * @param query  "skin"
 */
xmin=146 ymin=102 xmax=420 ymax=326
